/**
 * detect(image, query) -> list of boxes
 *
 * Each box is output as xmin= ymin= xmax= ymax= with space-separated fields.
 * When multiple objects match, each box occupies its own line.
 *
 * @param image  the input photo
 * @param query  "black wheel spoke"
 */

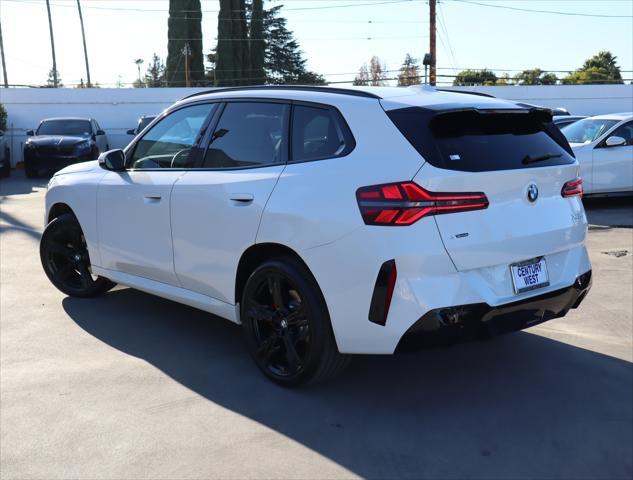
xmin=257 ymin=335 xmax=280 ymax=362
xmin=48 ymin=243 xmax=73 ymax=257
xmin=282 ymin=334 xmax=302 ymax=372
xmin=285 ymin=307 xmax=308 ymax=327
xmin=53 ymin=263 xmax=75 ymax=282
xmin=267 ymin=275 xmax=284 ymax=309
xmin=247 ymin=301 xmax=275 ymax=324
xmin=76 ymin=262 xmax=92 ymax=288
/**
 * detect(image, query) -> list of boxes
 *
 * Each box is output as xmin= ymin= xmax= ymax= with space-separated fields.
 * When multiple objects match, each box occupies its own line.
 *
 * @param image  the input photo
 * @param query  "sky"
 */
xmin=0 ymin=0 xmax=631 ymax=87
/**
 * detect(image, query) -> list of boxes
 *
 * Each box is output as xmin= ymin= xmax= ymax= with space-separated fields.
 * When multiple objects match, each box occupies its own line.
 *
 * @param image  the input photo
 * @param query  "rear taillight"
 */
xmin=562 ymin=177 xmax=583 ymax=198
xmin=356 ymin=181 xmax=489 ymax=226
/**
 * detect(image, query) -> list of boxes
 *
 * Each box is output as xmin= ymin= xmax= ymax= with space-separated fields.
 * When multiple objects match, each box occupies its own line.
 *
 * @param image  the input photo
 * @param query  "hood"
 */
xmin=569 ymin=142 xmax=590 ymax=151
xmin=53 ymin=160 xmax=101 ymax=176
xmin=27 ymin=135 xmax=90 ymax=148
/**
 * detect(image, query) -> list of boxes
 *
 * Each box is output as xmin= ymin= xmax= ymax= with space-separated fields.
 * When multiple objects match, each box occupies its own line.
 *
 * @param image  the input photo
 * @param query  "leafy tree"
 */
xmin=353 ymin=63 xmax=369 ymax=86
xmin=397 ymin=54 xmax=420 ymax=86
xmin=45 ymin=68 xmax=62 ymax=88
xmin=563 ymin=51 xmax=623 ymax=85
xmin=166 ymin=0 xmax=205 ymax=86
xmin=145 ymin=53 xmax=166 ymax=87
xmin=496 ymin=73 xmax=511 ymax=86
xmin=514 ymin=68 xmax=558 ymax=85
xmin=453 ymin=69 xmax=497 ymax=86
xmin=369 ymin=56 xmax=386 ymax=86
xmin=0 ymin=103 xmax=7 ymax=131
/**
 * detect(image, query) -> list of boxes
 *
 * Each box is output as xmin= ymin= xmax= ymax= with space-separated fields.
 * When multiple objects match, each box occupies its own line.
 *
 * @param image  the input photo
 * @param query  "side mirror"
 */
xmin=26 ymin=129 xmax=34 ymax=136
xmin=126 ymin=129 xmax=136 ymax=135
xmin=605 ymin=136 xmax=626 ymax=147
xmin=98 ymin=149 xmax=126 ymax=172
xmin=96 ymin=129 xmax=106 ymax=136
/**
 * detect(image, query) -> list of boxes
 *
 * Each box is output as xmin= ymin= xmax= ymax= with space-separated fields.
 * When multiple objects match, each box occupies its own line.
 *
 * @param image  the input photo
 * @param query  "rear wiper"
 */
xmin=522 ymin=152 xmax=562 ymax=165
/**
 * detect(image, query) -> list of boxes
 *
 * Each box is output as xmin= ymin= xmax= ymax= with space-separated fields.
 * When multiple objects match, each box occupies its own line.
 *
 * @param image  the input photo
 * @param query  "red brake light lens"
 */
xmin=562 ymin=177 xmax=583 ymax=198
xmin=356 ymin=181 xmax=489 ymax=226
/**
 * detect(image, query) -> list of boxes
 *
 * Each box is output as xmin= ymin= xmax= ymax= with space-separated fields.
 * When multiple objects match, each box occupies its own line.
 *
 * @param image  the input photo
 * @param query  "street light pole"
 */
xmin=45 ymin=0 xmax=58 ymax=88
xmin=76 ymin=0 xmax=91 ymax=87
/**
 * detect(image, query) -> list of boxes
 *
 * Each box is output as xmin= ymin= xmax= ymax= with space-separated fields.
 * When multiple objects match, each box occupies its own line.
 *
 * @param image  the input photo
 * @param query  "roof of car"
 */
xmin=587 ymin=112 xmax=633 ymax=121
xmin=41 ymin=117 xmax=92 ymax=122
xmin=178 ymin=85 xmax=525 ymax=111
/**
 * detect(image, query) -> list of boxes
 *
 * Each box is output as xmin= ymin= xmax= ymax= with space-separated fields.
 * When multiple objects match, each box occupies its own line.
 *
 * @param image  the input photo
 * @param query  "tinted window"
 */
xmin=561 ymin=118 xmax=620 ymax=144
xmin=202 ymin=102 xmax=288 ymax=169
xmin=37 ymin=120 xmax=91 ymax=136
xmin=607 ymin=121 xmax=633 ymax=146
xmin=138 ymin=116 xmax=155 ymax=133
xmin=387 ymin=107 xmax=575 ymax=172
xmin=130 ymin=104 xmax=214 ymax=169
xmin=291 ymin=106 xmax=352 ymax=162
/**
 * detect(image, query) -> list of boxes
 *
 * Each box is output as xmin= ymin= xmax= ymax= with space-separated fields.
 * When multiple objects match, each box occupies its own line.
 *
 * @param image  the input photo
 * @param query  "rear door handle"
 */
xmin=229 ymin=193 xmax=254 ymax=204
xmin=144 ymin=194 xmax=162 ymax=203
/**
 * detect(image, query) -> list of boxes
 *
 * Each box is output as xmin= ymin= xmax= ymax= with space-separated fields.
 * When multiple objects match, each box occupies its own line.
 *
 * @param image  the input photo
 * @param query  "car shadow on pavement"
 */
xmin=584 ymin=196 xmax=633 ymax=228
xmin=62 ymin=288 xmax=632 ymax=479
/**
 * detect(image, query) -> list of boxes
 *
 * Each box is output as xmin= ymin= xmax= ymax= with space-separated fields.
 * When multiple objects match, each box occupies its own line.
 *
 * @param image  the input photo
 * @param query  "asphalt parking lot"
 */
xmin=1 ymin=172 xmax=632 ymax=480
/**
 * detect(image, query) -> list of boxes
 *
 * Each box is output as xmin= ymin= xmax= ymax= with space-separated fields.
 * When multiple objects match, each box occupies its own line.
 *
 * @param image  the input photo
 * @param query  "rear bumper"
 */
xmin=396 ymin=270 xmax=592 ymax=352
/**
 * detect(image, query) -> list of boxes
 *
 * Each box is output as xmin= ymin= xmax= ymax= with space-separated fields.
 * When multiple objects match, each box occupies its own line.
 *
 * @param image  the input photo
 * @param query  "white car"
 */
xmin=561 ymin=112 xmax=633 ymax=195
xmin=41 ymin=86 xmax=592 ymax=386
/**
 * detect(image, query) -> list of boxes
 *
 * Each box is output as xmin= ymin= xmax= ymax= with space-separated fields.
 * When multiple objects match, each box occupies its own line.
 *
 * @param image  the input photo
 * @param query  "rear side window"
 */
xmin=202 ymin=102 xmax=289 ymax=169
xmin=387 ymin=107 xmax=575 ymax=172
xmin=291 ymin=105 xmax=354 ymax=162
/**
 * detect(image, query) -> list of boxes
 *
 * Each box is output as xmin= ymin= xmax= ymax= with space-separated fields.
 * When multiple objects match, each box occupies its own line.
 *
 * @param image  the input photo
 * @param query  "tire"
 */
xmin=24 ymin=160 xmax=37 ymax=178
xmin=0 ymin=148 xmax=10 ymax=177
xmin=241 ymin=257 xmax=350 ymax=386
xmin=40 ymin=213 xmax=116 ymax=297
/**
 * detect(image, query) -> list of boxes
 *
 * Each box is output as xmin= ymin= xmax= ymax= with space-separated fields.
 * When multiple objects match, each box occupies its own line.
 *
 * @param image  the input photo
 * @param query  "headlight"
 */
xmin=76 ymin=141 xmax=91 ymax=152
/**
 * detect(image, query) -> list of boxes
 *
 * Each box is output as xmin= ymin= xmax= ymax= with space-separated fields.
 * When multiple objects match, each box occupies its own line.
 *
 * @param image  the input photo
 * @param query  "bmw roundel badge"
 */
xmin=527 ymin=183 xmax=539 ymax=203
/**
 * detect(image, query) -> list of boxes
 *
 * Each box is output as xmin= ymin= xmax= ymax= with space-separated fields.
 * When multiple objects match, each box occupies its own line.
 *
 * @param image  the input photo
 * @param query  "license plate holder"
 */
xmin=510 ymin=257 xmax=550 ymax=294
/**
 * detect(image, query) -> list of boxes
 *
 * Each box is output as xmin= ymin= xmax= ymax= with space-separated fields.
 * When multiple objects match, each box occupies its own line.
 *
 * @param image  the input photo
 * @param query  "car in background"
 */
xmin=23 ymin=117 xmax=108 ymax=178
xmin=127 ymin=115 xmax=156 ymax=136
xmin=561 ymin=112 xmax=633 ymax=196
xmin=0 ymin=130 xmax=10 ymax=177
xmin=553 ymin=115 xmax=586 ymax=129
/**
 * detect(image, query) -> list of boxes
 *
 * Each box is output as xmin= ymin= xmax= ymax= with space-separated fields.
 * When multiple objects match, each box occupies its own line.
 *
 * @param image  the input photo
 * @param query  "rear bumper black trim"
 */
xmin=395 ymin=270 xmax=592 ymax=352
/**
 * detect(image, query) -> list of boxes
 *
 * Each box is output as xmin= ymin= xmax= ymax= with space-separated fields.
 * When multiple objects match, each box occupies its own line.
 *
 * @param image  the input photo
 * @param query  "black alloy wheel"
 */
xmin=40 ymin=213 xmax=115 ymax=297
xmin=241 ymin=258 xmax=349 ymax=386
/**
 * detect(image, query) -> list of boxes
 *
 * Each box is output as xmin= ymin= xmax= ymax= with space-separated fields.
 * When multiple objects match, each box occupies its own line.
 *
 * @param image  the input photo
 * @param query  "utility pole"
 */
xmin=45 ymin=0 xmax=58 ymax=87
xmin=182 ymin=42 xmax=192 ymax=87
xmin=76 ymin=0 xmax=91 ymax=87
xmin=429 ymin=0 xmax=436 ymax=86
xmin=0 ymin=19 xmax=8 ymax=88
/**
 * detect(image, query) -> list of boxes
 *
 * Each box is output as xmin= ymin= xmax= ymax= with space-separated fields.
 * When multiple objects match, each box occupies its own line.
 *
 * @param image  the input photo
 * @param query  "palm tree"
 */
xmin=45 ymin=0 xmax=58 ymax=87
xmin=134 ymin=58 xmax=144 ymax=83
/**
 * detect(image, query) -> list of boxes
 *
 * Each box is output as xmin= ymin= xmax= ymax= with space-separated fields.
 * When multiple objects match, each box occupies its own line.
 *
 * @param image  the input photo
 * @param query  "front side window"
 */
xmin=561 ymin=118 xmax=620 ymax=144
xmin=37 ymin=120 xmax=92 ymax=137
xmin=129 ymin=104 xmax=215 ymax=169
xmin=202 ymin=102 xmax=289 ymax=169
xmin=607 ymin=121 xmax=633 ymax=146
xmin=291 ymin=105 xmax=352 ymax=162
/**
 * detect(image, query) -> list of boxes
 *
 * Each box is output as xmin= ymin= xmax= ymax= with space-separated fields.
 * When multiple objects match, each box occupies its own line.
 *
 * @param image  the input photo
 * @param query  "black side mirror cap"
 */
xmin=98 ymin=149 xmax=126 ymax=172
xmin=96 ymin=129 xmax=106 ymax=136
xmin=126 ymin=129 xmax=136 ymax=135
xmin=26 ymin=130 xmax=34 ymax=136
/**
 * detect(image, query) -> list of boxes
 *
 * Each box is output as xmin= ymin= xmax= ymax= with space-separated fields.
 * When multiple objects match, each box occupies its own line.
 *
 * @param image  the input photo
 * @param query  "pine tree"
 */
xmin=145 ymin=54 xmax=166 ymax=87
xmin=397 ymin=54 xmax=420 ymax=86
xmin=166 ymin=0 xmax=205 ymax=86
xmin=45 ymin=68 xmax=62 ymax=88
xmin=249 ymin=0 xmax=265 ymax=84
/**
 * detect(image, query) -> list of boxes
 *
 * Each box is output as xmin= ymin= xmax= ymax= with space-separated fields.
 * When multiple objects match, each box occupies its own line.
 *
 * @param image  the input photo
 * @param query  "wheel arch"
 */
xmin=47 ymin=202 xmax=76 ymax=223
xmin=235 ymin=243 xmax=320 ymax=306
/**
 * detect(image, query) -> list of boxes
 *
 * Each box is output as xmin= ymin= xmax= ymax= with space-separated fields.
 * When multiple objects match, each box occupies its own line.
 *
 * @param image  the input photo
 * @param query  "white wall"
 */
xmin=1 ymin=84 xmax=632 ymax=167
xmin=451 ymin=84 xmax=633 ymax=116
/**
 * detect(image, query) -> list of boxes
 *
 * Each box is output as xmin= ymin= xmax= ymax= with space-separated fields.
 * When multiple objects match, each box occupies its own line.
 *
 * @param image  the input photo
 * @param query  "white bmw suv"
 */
xmin=41 ymin=86 xmax=592 ymax=386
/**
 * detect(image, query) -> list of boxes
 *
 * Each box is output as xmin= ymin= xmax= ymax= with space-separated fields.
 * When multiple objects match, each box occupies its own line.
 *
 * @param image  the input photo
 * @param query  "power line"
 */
xmin=450 ymin=0 xmax=633 ymax=18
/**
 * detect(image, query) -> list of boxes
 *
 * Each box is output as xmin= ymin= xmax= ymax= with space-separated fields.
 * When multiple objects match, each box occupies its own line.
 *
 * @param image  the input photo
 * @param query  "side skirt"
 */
xmin=91 ymin=266 xmax=240 ymax=324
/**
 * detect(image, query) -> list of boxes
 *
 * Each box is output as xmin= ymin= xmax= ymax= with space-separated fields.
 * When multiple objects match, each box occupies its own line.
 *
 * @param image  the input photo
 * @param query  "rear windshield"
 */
xmin=387 ymin=107 xmax=575 ymax=172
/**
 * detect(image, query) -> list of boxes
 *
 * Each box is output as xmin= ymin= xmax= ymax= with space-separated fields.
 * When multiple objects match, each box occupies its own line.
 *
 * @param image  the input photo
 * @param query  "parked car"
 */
xmin=127 ymin=115 xmax=156 ymax=136
xmin=24 ymin=117 xmax=108 ymax=178
xmin=0 ymin=130 xmax=10 ymax=177
xmin=561 ymin=112 xmax=633 ymax=195
xmin=516 ymin=102 xmax=570 ymax=117
xmin=41 ymin=86 xmax=592 ymax=386
xmin=553 ymin=115 xmax=586 ymax=129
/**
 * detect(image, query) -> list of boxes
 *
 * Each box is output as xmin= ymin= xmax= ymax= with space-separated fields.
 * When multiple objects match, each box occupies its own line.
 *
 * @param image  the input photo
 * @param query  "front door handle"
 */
xmin=144 ymin=194 xmax=162 ymax=203
xmin=229 ymin=193 xmax=254 ymax=204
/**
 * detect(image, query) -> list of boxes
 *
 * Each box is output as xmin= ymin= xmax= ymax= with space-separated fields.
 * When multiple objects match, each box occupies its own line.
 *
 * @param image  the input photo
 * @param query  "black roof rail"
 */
xmin=436 ymin=88 xmax=496 ymax=98
xmin=180 ymin=85 xmax=382 ymax=101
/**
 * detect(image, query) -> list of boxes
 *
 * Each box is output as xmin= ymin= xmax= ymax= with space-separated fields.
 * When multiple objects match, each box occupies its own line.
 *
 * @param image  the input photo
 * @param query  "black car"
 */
xmin=23 ymin=117 xmax=108 ymax=178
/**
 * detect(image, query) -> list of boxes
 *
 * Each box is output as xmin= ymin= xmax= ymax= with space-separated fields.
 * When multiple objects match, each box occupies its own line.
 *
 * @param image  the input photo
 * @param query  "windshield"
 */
xmin=561 ymin=118 xmax=619 ymax=144
xmin=37 ymin=120 xmax=91 ymax=136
